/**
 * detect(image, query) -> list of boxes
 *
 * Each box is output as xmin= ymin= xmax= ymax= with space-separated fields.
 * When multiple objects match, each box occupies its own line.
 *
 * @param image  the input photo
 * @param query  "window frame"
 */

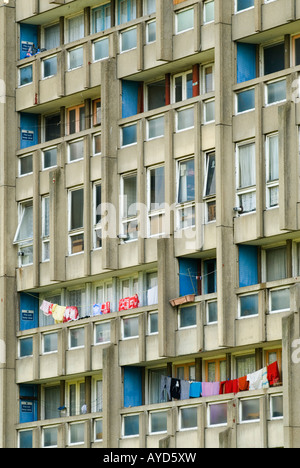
xmin=42 ymin=54 xmax=58 ymax=79
xmin=235 ymin=140 xmax=256 ymax=214
xmin=265 ymin=78 xmax=286 ymax=106
xmin=120 ymin=172 xmax=138 ymax=242
xmin=41 ymin=195 xmax=50 ymax=262
xmin=265 ymin=132 xmax=279 ymax=209
xmin=176 ymin=157 xmax=195 ymax=231
xmin=172 ymin=69 xmax=193 ymax=104
xmin=175 ymin=7 xmax=194 ymax=35
xmin=68 ymin=187 xmax=84 ymax=256
xmin=19 ymin=154 xmax=33 ymax=177
xmin=13 ymin=200 xmax=34 ymax=267
xmin=67 ymin=104 xmax=86 ymax=135
xmin=147 ymin=165 xmax=165 ymax=238
xmin=203 ymin=150 xmax=216 ymax=223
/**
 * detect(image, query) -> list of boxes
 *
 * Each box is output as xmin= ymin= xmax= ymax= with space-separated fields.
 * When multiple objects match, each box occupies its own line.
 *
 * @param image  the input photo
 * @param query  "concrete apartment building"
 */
xmin=0 ymin=0 xmax=300 ymax=449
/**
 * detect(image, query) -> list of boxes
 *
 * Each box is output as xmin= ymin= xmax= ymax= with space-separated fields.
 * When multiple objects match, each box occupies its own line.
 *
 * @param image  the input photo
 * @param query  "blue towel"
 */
xmin=189 ymin=381 xmax=202 ymax=398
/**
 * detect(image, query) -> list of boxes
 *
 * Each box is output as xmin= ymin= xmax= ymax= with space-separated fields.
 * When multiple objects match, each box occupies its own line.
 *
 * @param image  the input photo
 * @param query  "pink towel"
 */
xmin=201 ymin=382 xmax=220 ymax=397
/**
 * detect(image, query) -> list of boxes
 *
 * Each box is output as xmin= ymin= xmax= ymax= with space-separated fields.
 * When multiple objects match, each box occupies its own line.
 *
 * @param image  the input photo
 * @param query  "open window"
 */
xmin=13 ymin=200 xmax=34 ymax=266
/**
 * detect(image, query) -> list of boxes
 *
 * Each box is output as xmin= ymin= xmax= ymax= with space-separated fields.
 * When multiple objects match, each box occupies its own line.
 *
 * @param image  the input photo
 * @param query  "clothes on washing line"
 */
xmin=40 ymin=300 xmax=53 ymax=316
xmin=238 ymin=375 xmax=249 ymax=392
xmin=267 ymin=361 xmax=280 ymax=386
xmin=189 ymin=381 xmax=202 ymax=398
xmin=220 ymin=379 xmax=239 ymax=395
xmin=170 ymin=378 xmax=181 ymax=400
xmin=201 ymin=381 xmax=220 ymax=397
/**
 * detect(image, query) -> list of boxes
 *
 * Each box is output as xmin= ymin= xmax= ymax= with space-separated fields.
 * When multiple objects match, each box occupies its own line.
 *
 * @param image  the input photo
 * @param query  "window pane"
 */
xmin=266 ymin=247 xmax=286 ymax=282
xmin=123 ymin=316 xmax=139 ymax=338
xmin=177 ymin=107 xmax=194 ymax=131
xmin=147 ymin=20 xmax=156 ymax=43
xmin=150 ymin=411 xmax=167 ymax=433
xmin=148 ymin=116 xmax=164 ymax=139
xmin=267 ymin=80 xmax=286 ymax=104
xmin=270 ymin=288 xmax=290 ymax=312
xmin=267 ymin=134 xmax=279 ymax=182
xmin=43 ymin=56 xmax=57 ymax=78
xmin=236 ymin=355 xmax=255 ymax=378
xmin=203 ymin=259 xmax=216 ymax=294
xmin=69 ymin=47 xmax=83 ymax=69
xmin=20 ymin=66 xmax=32 ymax=86
xmin=70 ymin=423 xmax=84 ymax=444
xmin=19 ymin=430 xmax=33 ymax=448
xmin=209 ymin=403 xmax=227 ymax=426
xmin=124 ymin=414 xmax=139 ymax=437
xmin=207 ymin=301 xmax=217 ymax=323
xmin=94 ymin=133 xmax=101 ymax=154
xmin=45 ymin=23 xmax=60 ymax=49
xmin=180 ymin=407 xmax=197 ymax=430
xmin=178 ymin=159 xmax=195 ymax=203
xmin=271 ymin=395 xmax=283 ymax=418
xmin=205 ymin=100 xmax=215 ymax=122
xmin=121 ymin=28 xmax=137 ymax=52
xmin=43 ymin=427 xmax=58 ymax=447
xmin=237 ymin=0 xmax=254 ymax=11
xmin=241 ymin=398 xmax=260 ymax=422
xmin=178 ymin=205 xmax=195 ymax=229
xmin=146 ymin=0 xmax=156 ymax=14
xmin=43 ymin=147 xmax=57 ymax=168
xmin=45 ymin=114 xmax=61 ymax=141
xmin=150 ymin=166 xmax=165 ymax=209
xmin=70 ymin=189 xmax=84 ymax=229
xmin=20 ymin=155 xmax=33 ymax=175
xmin=42 ymin=196 xmax=49 ymax=238
xmin=295 ymin=37 xmax=300 ymax=66
xmin=70 ymin=328 xmax=84 ymax=348
xmin=20 ymin=337 xmax=33 ymax=357
xmin=94 ymin=38 xmax=109 ymax=61
xmin=16 ymin=204 xmax=33 ymax=242
xmin=237 ymin=89 xmax=255 ymax=113
xmin=122 ymin=124 xmax=137 ymax=146
xmin=44 ymin=385 xmax=60 ymax=419
xmin=204 ymin=1 xmax=214 ymax=23
xmin=123 ymin=174 xmax=137 ymax=217
xmin=95 ymin=322 xmax=111 ymax=344
xmin=238 ymin=143 xmax=255 ymax=188
xmin=43 ymin=332 xmax=58 ymax=353
xmin=175 ymin=76 xmax=183 ymax=102
xmin=204 ymin=66 xmax=213 ymax=93
xmin=68 ymin=15 xmax=84 ymax=42
xmin=264 ymin=43 xmax=285 ymax=75
xmin=69 ymin=139 xmax=84 ymax=162
xmin=205 ymin=152 xmax=216 ymax=197
xmin=240 ymin=294 xmax=258 ymax=317
xmin=147 ymin=80 xmax=165 ymax=110
xmin=177 ymin=9 xmax=194 ymax=33
xmin=179 ymin=305 xmax=197 ymax=328
xmin=149 ymin=312 xmax=158 ymax=333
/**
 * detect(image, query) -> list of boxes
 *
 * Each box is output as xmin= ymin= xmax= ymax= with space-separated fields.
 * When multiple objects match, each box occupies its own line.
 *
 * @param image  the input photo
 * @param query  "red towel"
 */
xmin=238 ymin=376 xmax=249 ymax=392
xmin=267 ymin=361 xmax=280 ymax=385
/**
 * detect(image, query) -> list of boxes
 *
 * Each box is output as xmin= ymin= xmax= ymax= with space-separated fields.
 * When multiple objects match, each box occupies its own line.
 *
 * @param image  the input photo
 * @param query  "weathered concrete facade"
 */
xmin=0 ymin=0 xmax=300 ymax=448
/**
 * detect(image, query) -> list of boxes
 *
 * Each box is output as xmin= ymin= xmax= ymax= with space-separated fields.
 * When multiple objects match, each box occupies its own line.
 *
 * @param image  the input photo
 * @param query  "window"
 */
xmin=93 ymin=99 xmax=101 ymax=126
xmin=42 ymin=332 xmax=58 ymax=354
xmin=263 ymin=42 xmax=285 ymax=76
xmin=19 ymin=430 xmax=33 ymax=448
xmin=44 ymin=113 xmax=61 ymax=142
xmin=69 ymin=138 xmax=84 ymax=162
xmin=117 ymin=0 xmax=137 ymax=25
xmin=148 ymin=368 xmax=168 ymax=404
xmin=122 ymin=316 xmax=139 ymax=339
xmin=144 ymin=0 xmax=156 ymax=15
xmin=92 ymin=4 xmax=111 ymax=33
xmin=266 ymin=133 xmax=279 ymax=208
xmin=19 ymin=154 xmax=33 ymax=176
xmin=236 ymin=141 xmax=256 ymax=213
xmin=177 ymin=158 xmax=195 ymax=230
xmin=175 ymin=362 xmax=195 ymax=381
xmin=266 ymin=79 xmax=286 ymax=105
xmin=44 ymin=23 xmax=60 ymax=50
xmin=122 ymin=414 xmax=140 ymax=437
xmin=121 ymin=173 xmax=138 ymax=241
xmin=95 ymin=322 xmax=111 ymax=344
xmin=95 ymin=281 xmax=113 ymax=309
xmin=203 ymin=1 xmax=214 ymax=23
xmin=179 ymin=305 xmax=197 ymax=329
xmin=147 ymin=115 xmax=165 ymax=139
xmin=293 ymin=34 xmax=300 ymax=66
xmin=176 ymin=106 xmax=194 ymax=131
xmin=67 ymin=14 xmax=84 ymax=43
xmin=148 ymin=312 xmax=158 ymax=334
xmin=235 ymin=354 xmax=256 ymax=378
xmin=236 ymin=0 xmax=254 ymax=12
xmin=69 ymin=423 xmax=85 ymax=445
xmin=240 ymin=398 xmax=260 ymax=423
xmin=236 ymin=88 xmax=255 ymax=114
xmin=147 ymin=79 xmax=165 ymax=111
xmin=122 ymin=123 xmax=137 ymax=146
xmin=69 ymin=327 xmax=84 ymax=349
xmin=176 ymin=8 xmax=194 ymax=34
xmin=43 ymin=426 xmax=58 ymax=448
xmin=148 ymin=166 xmax=165 ymax=237
xmin=265 ymin=246 xmax=287 ymax=282
xmin=13 ymin=200 xmax=33 ymax=266
xmin=203 ymin=64 xmax=214 ymax=93
xmin=147 ymin=271 xmax=158 ymax=305
xmin=19 ymin=337 xmax=33 ymax=358
xmin=94 ymin=419 xmax=103 ymax=441
xmin=68 ymin=188 xmax=84 ymax=255
xmin=19 ymin=65 xmax=32 ymax=87
xmin=205 ymin=358 xmax=226 ymax=382
xmin=94 ymin=38 xmax=109 ymax=62
xmin=67 ymin=104 xmax=85 ymax=135
xmin=121 ymin=276 xmax=138 ymax=299
xmin=120 ymin=27 xmax=137 ymax=52
xmin=269 ymin=288 xmax=290 ymax=313
xmin=43 ymin=147 xmax=57 ymax=170
xmin=149 ymin=411 xmax=167 ymax=434
xmin=42 ymin=196 xmax=50 ymax=262
xmin=43 ymin=385 xmax=60 ymax=420
xmin=203 ymin=258 xmax=217 ymax=294
xmin=68 ymin=46 xmax=84 ymax=70
xmin=67 ymin=380 xmax=85 ymax=417
xmin=270 ymin=394 xmax=283 ymax=419
xmin=68 ymin=288 xmax=85 ymax=318
xmin=173 ymin=70 xmax=193 ymax=103
xmin=208 ymin=402 xmax=227 ymax=426
xmin=92 ymin=377 xmax=103 ymax=413
xmin=93 ymin=133 xmax=101 ymax=155
xmin=93 ymin=183 xmax=102 ymax=249
xmin=42 ymin=55 xmax=57 ymax=79
xmin=204 ymin=99 xmax=215 ymax=123
xmin=203 ymin=151 xmax=216 ymax=223
xmin=239 ymin=294 xmax=258 ymax=318
xmin=207 ymin=301 xmax=218 ymax=323
xmin=146 ymin=20 xmax=156 ymax=43
xmin=179 ymin=406 xmax=198 ymax=431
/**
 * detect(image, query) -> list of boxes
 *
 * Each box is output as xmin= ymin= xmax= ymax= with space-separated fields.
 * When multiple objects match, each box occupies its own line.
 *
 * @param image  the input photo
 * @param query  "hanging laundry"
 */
xmin=101 ymin=302 xmax=110 ymax=314
xmin=160 ymin=375 xmax=171 ymax=402
xmin=170 ymin=378 xmax=181 ymax=400
xmin=267 ymin=361 xmax=280 ymax=386
xmin=247 ymin=368 xmax=268 ymax=390
xmin=238 ymin=376 xmax=249 ymax=392
xmin=40 ymin=300 xmax=53 ymax=316
xmin=93 ymin=303 xmax=102 ymax=316
xmin=63 ymin=306 xmax=79 ymax=323
xmin=51 ymin=304 xmax=66 ymax=324
xmin=180 ymin=380 xmax=191 ymax=400
xmin=201 ymin=382 xmax=220 ymax=397
xmin=119 ymin=295 xmax=139 ymax=311
xmin=189 ymin=381 xmax=202 ymax=398
xmin=220 ymin=379 xmax=239 ymax=395
xmin=147 ymin=285 xmax=158 ymax=306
